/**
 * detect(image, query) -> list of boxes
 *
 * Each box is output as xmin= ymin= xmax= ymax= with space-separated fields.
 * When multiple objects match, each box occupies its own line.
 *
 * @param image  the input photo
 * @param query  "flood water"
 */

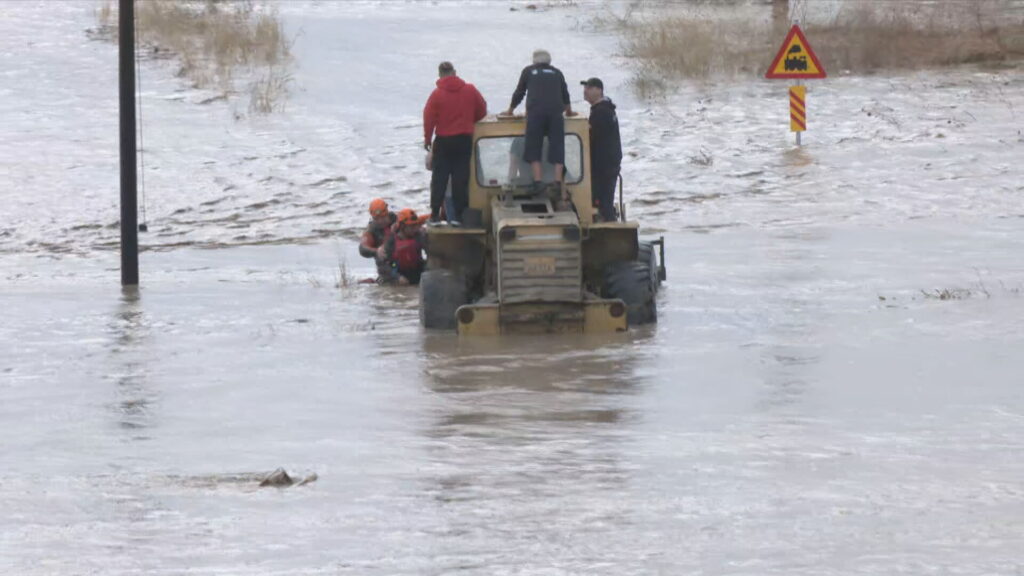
xmin=2 ymin=2 xmax=1024 ymax=574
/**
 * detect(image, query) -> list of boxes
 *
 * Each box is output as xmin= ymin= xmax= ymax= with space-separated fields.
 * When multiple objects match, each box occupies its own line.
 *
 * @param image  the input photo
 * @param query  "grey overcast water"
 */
xmin=2 ymin=1 xmax=1023 ymax=574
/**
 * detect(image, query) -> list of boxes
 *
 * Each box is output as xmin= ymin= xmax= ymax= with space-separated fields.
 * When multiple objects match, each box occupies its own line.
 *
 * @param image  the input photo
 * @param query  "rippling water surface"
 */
xmin=2 ymin=2 xmax=1023 ymax=574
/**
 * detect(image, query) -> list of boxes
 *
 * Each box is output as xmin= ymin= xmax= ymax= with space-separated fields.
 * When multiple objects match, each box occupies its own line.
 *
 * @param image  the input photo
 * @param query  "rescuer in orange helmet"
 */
xmin=359 ymin=198 xmax=397 ymax=280
xmin=378 ymin=208 xmax=429 ymax=285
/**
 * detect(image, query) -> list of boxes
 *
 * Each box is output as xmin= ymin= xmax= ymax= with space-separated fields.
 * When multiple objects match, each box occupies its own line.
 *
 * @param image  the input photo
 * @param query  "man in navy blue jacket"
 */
xmin=502 ymin=49 xmax=576 ymax=194
xmin=581 ymin=77 xmax=623 ymax=222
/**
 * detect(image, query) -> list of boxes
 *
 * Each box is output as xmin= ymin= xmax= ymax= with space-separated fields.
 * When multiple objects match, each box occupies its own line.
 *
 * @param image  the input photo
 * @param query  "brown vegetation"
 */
xmin=335 ymin=257 xmax=354 ymax=290
xmin=619 ymin=0 xmax=1024 ymax=95
xmin=813 ymin=1 xmax=1023 ymax=71
xmin=94 ymin=0 xmax=293 ymax=114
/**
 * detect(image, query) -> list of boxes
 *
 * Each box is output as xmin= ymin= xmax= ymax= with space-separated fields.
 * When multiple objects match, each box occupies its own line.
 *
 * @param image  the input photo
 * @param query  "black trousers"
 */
xmin=524 ymin=109 xmax=565 ymax=165
xmin=430 ymin=134 xmax=473 ymax=221
xmin=592 ymin=167 xmax=620 ymax=221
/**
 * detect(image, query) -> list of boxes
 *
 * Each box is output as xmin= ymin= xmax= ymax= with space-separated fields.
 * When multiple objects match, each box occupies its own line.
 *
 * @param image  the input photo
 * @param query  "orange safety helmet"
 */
xmin=396 ymin=208 xmax=419 ymax=228
xmin=369 ymin=198 xmax=389 ymax=217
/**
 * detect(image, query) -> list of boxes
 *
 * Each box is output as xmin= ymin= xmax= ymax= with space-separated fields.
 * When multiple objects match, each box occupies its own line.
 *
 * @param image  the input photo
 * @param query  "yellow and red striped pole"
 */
xmin=790 ymin=85 xmax=806 ymax=145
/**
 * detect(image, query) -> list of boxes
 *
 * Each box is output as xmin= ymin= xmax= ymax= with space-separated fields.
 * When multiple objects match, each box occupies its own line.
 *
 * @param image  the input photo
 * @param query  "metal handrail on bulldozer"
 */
xmin=617 ymin=173 xmax=626 ymax=222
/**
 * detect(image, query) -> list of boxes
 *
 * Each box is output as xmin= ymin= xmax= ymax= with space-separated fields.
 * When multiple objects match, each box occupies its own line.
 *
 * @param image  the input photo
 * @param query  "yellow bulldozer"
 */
xmin=420 ymin=115 xmax=665 ymax=335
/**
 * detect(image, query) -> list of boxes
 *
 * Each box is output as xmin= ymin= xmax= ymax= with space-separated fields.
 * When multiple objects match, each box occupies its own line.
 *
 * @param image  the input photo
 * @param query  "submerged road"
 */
xmin=2 ymin=1 xmax=1024 ymax=574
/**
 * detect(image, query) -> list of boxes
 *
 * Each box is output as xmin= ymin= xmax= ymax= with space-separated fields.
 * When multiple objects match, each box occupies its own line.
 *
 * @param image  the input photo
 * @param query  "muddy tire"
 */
xmin=637 ymin=241 xmax=662 ymax=292
xmin=419 ymin=268 xmax=468 ymax=330
xmin=602 ymin=261 xmax=657 ymax=325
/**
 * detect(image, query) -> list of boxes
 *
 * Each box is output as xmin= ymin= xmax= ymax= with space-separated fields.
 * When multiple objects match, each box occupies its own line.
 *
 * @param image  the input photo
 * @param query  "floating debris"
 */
xmin=259 ymin=467 xmax=318 ymax=488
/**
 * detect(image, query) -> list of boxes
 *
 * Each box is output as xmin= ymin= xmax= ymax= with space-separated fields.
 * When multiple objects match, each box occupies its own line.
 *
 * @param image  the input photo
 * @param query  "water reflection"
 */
xmin=780 ymin=144 xmax=815 ymax=170
xmin=753 ymin=228 xmax=827 ymax=418
xmin=420 ymin=333 xmax=644 ymax=396
xmin=416 ymin=334 xmax=648 ymax=523
xmin=107 ymin=289 xmax=156 ymax=440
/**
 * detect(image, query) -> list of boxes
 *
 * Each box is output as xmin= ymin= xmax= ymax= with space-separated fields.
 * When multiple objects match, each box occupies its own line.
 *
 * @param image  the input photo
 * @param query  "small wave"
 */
xmin=244 ymin=199 xmax=282 ymax=210
xmin=310 ymin=176 xmax=348 ymax=187
xmin=199 ymin=195 xmax=234 ymax=207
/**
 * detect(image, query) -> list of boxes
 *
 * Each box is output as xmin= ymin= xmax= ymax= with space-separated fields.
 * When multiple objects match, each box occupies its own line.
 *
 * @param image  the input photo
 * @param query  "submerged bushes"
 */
xmin=617 ymin=0 xmax=1024 ymax=95
xmin=94 ymin=0 xmax=292 ymax=114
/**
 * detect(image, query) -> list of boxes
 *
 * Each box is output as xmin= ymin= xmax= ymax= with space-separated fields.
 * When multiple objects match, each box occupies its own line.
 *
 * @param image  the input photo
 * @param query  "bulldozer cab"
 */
xmin=420 ymin=115 xmax=664 ymax=335
xmin=469 ymin=116 xmax=592 ymax=228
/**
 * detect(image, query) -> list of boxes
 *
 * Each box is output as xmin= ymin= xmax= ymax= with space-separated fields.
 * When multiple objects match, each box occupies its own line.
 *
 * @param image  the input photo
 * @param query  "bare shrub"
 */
xmin=624 ymin=17 xmax=773 ymax=79
xmin=249 ymin=66 xmax=292 ymax=115
xmin=814 ymin=1 xmax=1015 ymax=72
xmin=94 ymin=0 xmax=293 ymax=114
xmin=631 ymin=63 xmax=670 ymax=100
xmin=920 ymin=288 xmax=977 ymax=301
xmin=96 ymin=1 xmax=114 ymax=32
xmin=335 ymin=258 xmax=354 ymax=290
xmin=622 ymin=0 xmax=1024 ymax=92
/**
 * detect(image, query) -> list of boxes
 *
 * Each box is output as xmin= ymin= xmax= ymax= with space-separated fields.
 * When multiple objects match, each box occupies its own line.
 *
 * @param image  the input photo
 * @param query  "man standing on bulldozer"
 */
xmin=502 ymin=49 xmax=576 ymax=196
xmin=423 ymin=61 xmax=487 ymax=224
xmin=581 ymin=77 xmax=622 ymax=222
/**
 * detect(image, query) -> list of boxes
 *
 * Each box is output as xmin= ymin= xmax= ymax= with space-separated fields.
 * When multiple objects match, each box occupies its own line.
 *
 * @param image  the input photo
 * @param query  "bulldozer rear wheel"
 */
xmin=419 ymin=268 xmax=469 ymax=330
xmin=602 ymin=261 xmax=657 ymax=325
xmin=637 ymin=241 xmax=661 ymax=292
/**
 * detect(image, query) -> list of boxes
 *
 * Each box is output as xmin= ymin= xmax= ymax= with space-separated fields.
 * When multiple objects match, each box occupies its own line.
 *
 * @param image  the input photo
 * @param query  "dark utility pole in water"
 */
xmin=119 ymin=0 xmax=139 ymax=286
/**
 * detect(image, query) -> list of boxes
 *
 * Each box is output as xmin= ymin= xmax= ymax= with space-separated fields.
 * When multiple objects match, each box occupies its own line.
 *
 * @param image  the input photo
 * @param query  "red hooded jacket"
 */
xmin=423 ymin=76 xmax=487 ymax=147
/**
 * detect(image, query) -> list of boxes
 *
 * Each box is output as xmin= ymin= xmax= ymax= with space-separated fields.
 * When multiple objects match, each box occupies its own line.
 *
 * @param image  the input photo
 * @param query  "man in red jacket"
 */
xmin=423 ymin=61 xmax=487 ymax=224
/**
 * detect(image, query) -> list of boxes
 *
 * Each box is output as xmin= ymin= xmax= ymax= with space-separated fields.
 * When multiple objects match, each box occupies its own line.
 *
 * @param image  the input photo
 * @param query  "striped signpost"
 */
xmin=766 ymin=24 xmax=825 ymax=146
xmin=790 ymin=85 xmax=806 ymax=142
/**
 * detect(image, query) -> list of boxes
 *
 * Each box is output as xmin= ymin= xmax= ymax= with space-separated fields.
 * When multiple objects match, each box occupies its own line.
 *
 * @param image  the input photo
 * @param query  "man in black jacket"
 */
xmin=502 ymin=49 xmax=576 ymax=194
xmin=581 ymin=77 xmax=623 ymax=222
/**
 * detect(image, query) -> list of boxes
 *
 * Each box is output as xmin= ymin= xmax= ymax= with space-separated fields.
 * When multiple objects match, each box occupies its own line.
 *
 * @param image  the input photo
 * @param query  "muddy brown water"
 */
xmin=4 ymin=230 xmax=1024 ymax=574
xmin=2 ymin=1 xmax=1024 ymax=574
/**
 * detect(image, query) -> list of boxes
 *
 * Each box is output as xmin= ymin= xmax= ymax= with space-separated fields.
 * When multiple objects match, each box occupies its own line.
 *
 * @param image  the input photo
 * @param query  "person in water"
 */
xmin=379 ymin=208 xmax=429 ymax=285
xmin=359 ymin=198 xmax=397 ymax=280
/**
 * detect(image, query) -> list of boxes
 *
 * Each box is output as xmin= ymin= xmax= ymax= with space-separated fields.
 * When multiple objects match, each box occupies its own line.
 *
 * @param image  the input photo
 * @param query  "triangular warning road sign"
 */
xmin=766 ymin=24 xmax=826 ymax=79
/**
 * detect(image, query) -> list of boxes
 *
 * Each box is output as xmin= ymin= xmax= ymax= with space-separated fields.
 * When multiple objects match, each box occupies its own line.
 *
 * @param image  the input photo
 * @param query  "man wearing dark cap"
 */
xmin=424 ymin=61 xmax=487 ymax=223
xmin=502 ymin=49 xmax=576 ymax=195
xmin=581 ymin=77 xmax=622 ymax=222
